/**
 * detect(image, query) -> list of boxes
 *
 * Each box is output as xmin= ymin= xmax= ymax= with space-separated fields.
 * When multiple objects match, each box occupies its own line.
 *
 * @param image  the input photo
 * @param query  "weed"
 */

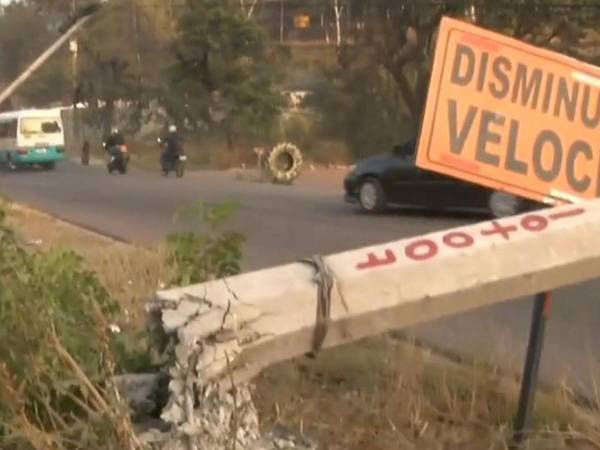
xmin=0 ymin=207 xmax=140 ymax=450
xmin=163 ymin=200 xmax=245 ymax=287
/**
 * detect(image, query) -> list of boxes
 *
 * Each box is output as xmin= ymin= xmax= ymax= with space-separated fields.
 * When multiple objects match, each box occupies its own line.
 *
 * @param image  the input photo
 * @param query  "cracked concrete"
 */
xmin=144 ymin=288 xmax=317 ymax=450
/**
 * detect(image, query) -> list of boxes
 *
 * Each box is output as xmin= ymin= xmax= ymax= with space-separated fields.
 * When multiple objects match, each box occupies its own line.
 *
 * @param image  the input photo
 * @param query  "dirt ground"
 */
xmin=5 ymin=202 xmax=600 ymax=450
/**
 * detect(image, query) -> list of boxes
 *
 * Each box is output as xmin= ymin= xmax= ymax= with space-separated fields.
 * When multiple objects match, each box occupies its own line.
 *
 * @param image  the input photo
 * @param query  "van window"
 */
xmin=20 ymin=118 xmax=62 ymax=135
xmin=0 ymin=119 xmax=17 ymax=138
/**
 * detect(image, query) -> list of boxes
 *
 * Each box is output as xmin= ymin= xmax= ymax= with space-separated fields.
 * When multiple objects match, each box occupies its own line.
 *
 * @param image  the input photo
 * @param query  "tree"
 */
xmin=0 ymin=4 xmax=44 ymax=82
xmin=0 ymin=2 xmax=72 ymax=106
xmin=331 ymin=0 xmax=345 ymax=47
xmin=315 ymin=0 xmax=599 ymax=140
xmin=166 ymin=0 xmax=286 ymax=149
xmin=481 ymin=0 xmax=599 ymax=63
xmin=77 ymin=53 xmax=140 ymax=134
xmin=71 ymin=0 xmax=174 ymax=134
xmin=240 ymin=0 xmax=260 ymax=20
xmin=306 ymin=0 xmax=599 ymax=159
xmin=0 ymin=0 xmax=172 ymax=123
xmin=307 ymin=55 xmax=414 ymax=159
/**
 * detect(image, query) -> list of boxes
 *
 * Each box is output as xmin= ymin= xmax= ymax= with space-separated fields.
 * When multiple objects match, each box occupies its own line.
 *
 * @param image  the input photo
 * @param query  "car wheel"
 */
xmin=488 ymin=191 xmax=523 ymax=218
xmin=42 ymin=162 xmax=55 ymax=170
xmin=359 ymin=178 xmax=386 ymax=213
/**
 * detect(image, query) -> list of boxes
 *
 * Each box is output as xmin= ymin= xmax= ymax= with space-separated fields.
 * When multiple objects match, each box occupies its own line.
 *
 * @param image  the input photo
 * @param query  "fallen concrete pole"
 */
xmin=151 ymin=201 xmax=600 ymax=385
xmin=148 ymin=199 xmax=600 ymax=449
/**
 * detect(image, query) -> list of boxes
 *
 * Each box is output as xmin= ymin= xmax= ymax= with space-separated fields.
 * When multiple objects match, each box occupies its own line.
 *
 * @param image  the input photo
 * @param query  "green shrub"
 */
xmin=164 ymin=200 xmax=245 ymax=286
xmin=0 ymin=197 xmax=245 ymax=449
xmin=0 ymin=207 xmax=140 ymax=450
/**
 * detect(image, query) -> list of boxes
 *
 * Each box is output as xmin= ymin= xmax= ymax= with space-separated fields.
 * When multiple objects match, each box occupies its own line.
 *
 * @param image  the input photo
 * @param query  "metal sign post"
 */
xmin=513 ymin=291 xmax=552 ymax=445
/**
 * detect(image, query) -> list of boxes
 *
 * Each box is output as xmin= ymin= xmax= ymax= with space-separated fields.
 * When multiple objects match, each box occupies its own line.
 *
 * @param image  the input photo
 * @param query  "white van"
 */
xmin=0 ymin=108 xmax=66 ymax=169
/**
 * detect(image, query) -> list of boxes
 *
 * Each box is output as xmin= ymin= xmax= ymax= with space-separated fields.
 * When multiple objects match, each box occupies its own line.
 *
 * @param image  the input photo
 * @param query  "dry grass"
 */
xmin=6 ymin=202 xmax=600 ymax=450
xmin=254 ymin=336 xmax=600 ymax=450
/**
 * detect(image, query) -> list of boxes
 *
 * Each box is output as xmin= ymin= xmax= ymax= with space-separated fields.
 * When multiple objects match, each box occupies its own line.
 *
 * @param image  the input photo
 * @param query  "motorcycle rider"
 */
xmin=103 ymin=127 xmax=129 ymax=173
xmin=104 ymin=127 xmax=125 ymax=152
xmin=160 ymin=124 xmax=183 ymax=168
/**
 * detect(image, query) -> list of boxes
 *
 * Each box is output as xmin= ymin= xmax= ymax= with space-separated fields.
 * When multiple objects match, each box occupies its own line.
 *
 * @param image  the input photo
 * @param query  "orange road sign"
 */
xmin=416 ymin=17 xmax=600 ymax=205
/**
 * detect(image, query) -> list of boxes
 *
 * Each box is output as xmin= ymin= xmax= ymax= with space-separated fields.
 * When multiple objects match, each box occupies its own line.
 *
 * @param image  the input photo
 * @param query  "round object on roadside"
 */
xmin=488 ymin=190 xmax=523 ymax=218
xmin=359 ymin=178 xmax=386 ymax=213
xmin=267 ymin=142 xmax=303 ymax=184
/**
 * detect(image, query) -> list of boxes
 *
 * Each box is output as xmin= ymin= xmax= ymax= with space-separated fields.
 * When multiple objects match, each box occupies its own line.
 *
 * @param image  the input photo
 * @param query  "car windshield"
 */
xmin=20 ymin=118 xmax=62 ymax=135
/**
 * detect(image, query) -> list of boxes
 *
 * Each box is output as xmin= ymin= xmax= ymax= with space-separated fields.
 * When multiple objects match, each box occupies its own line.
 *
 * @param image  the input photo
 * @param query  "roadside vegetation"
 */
xmin=0 ymin=205 xmax=140 ymax=449
xmin=2 ymin=200 xmax=600 ymax=449
xmin=0 ymin=199 xmax=246 ymax=449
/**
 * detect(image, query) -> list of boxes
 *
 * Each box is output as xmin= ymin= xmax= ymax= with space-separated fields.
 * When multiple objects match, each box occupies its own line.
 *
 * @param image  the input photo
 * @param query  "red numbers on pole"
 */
xmin=405 ymin=239 xmax=439 ymax=261
xmin=520 ymin=214 xmax=548 ymax=232
xmin=442 ymin=231 xmax=475 ymax=249
xmin=548 ymin=208 xmax=585 ymax=220
xmin=355 ymin=207 xmax=585 ymax=270
xmin=480 ymin=221 xmax=518 ymax=240
xmin=356 ymin=249 xmax=396 ymax=270
xmin=403 ymin=233 xmax=472 ymax=262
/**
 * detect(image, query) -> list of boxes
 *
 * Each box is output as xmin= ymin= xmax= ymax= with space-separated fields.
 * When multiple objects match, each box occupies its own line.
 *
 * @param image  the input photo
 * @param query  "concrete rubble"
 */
xmin=117 ymin=292 xmax=317 ymax=450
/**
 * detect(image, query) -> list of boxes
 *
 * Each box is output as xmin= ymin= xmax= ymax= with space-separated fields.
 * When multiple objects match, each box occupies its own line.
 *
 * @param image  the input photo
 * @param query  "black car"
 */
xmin=344 ymin=139 xmax=539 ymax=218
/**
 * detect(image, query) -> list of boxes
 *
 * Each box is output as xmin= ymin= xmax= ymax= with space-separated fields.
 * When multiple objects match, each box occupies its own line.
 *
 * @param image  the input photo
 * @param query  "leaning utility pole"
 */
xmin=0 ymin=2 xmax=105 ymax=108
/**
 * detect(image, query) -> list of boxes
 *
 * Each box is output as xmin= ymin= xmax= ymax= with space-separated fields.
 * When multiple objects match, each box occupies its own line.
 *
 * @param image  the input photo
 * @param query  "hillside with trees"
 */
xmin=0 ymin=0 xmax=597 ymax=164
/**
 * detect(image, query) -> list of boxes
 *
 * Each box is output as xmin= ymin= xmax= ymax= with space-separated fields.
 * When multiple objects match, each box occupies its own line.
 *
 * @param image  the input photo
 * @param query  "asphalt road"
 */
xmin=1 ymin=161 xmax=599 ymax=399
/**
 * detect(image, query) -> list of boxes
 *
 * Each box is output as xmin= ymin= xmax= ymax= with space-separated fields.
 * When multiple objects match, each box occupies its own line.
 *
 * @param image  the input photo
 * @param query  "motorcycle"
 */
xmin=103 ymin=142 xmax=129 ymax=174
xmin=158 ymin=137 xmax=186 ymax=178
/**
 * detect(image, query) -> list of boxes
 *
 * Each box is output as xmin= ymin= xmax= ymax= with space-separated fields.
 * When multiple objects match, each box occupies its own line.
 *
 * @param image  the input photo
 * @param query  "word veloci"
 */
xmin=449 ymin=43 xmax=599 ymax=194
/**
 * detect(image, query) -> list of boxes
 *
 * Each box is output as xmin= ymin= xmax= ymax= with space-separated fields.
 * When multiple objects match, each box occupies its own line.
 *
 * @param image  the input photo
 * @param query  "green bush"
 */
xmin=164 ymin=200 xmax=245 ymax=286
xmin=0 ymin=198 xmax=245 ymax=449
xmin=0 ymin=207 xmax=140 ymax=450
